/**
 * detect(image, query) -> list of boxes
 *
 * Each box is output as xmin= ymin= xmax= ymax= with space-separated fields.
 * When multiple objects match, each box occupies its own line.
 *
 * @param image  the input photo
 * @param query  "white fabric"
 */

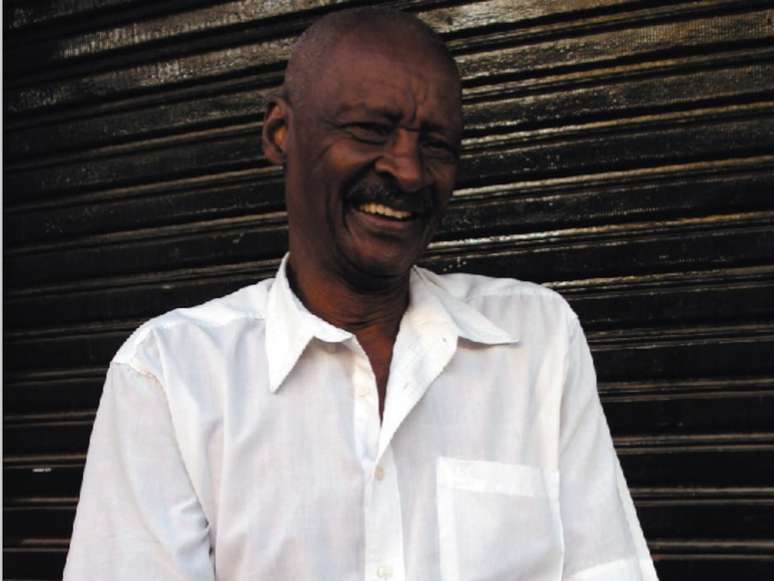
xmin=64 ymin=255 xmax=658 ymax=581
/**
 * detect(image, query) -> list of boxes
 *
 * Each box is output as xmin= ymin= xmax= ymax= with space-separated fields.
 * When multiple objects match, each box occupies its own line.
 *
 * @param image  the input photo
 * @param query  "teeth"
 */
xmin=358 ymin=202 xmax=413 ymax=220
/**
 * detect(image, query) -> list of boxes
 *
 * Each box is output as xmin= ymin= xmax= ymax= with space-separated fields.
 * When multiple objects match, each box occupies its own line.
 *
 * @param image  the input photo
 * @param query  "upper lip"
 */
xmin=345 ymin=181 xmax=432 ymax=216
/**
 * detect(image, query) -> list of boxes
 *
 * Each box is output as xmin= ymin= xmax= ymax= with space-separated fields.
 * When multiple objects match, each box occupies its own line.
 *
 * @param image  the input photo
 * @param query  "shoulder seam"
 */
xmin=462 ymin=283 xmax=565 ymax=302
xmin=151 ymin=309 xmax=263 ymax=331
xmin=110 ymin=358 xmax=164 ymax=387
xmin=113 ymin=312 xmax=266 ymax=365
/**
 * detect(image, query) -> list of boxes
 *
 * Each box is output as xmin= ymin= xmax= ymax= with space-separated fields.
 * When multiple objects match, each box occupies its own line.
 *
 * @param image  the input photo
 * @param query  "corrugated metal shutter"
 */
xmin=4 ymin=1 xmax=773 ymax=579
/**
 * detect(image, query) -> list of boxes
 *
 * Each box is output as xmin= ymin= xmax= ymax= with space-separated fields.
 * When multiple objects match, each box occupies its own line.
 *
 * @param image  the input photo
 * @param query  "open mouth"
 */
xmin=356 ymin=202 xmax=416 ymax=221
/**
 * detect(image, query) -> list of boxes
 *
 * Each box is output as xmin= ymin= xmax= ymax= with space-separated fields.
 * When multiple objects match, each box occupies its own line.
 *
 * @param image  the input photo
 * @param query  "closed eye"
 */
xmin=346 ymin=122 xmax=392 ymax=144
xmin=422 ymin=138 xmax=459 ymax=161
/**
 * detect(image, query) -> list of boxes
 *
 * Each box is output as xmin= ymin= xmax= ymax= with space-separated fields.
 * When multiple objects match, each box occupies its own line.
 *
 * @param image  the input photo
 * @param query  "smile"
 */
xmin=357 ymin=202 xmax=415 ymax=221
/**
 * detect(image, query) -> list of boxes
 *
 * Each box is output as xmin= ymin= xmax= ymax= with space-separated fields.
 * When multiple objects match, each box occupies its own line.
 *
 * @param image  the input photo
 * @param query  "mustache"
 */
xmin=345 ymin=178 xmax=433 ymax=214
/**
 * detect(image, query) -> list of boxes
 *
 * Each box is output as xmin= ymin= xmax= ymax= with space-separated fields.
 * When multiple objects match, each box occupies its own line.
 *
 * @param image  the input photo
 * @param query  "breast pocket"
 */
xmin=436 ymin=457 xmax=563 ymax=581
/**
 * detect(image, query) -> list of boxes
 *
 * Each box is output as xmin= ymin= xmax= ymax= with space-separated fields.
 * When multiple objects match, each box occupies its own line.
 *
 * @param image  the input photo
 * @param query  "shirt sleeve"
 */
xmin=559 ymin=315 xmax=659 ymax=581
xmin=63 ymin=361 xmax=216 ymax=581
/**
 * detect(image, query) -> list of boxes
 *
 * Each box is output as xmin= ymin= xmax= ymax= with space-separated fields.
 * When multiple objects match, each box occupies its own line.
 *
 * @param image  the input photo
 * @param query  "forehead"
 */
xmin=316 ymin=35 xmax=461 ymax=129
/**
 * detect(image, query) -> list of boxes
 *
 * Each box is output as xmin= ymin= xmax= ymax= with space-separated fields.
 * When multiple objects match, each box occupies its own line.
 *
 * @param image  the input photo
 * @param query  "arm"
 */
xmin=559 ymin=316 xmax=658 ymax=581
xmin=64 ymin=362 xmax=216 ymax=580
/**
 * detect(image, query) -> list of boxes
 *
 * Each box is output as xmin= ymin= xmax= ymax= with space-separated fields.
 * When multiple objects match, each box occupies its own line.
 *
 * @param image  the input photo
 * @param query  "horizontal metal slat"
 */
xmin=5 ymin=0 xmax=142 ymax=30
xmin=653 ymin=556 xmax=774 ymax=580
xmin=4 ymin=297 xmax=774 ymax=376
xmin=455 ymin=6 xmax=774 ymax=88
xmin=458 ymin=105 xmax=774 ymax=189
xmin=602 ymin=390 xmax=774 ymax=435
xmin=6 ymin=441 xmax=773 ymax=505
xmin=5 ymin=80 xmax=270 ymax=165
xmin=6 ymin=5 xmax=772 ymax=116
xmin=4 ymin=367 xmax=774 ymax=452
xmin=618 ymin=445 xmax=774 ymax=488
xmin=6 ymin=204 xmax=774 ymax=288
xmin=6 ymin=154 xmax=774 ymax=254
xmin=8 ymin=46 xmax=773 ymax=169
xmin=5 ymin=262 xmax=773 ymax=335
xmin=2 ymin=546 xmax=68 ymax=581
xmin=426 ymin=217 xmax=774 ymax=284
xmin=462 ymin=55 xmax=774 ymax=138
xmin=4 ymin=506 xmax=76 ymax=540
xmin=638 ymin=500 xmax=774 ymax=540
xmin=4 ymin=421 xmax=95 ymax=456
xmin=3 ymin=124 xmax=264 ymax=204
xmin=2 ymin=548 xmax=773 ymax=581
xmin=591 ymin=331 xmax=774 ymax=382
xmin=4 ymin=0 xmax=636 ymax=61
xmin=3 ymin=496 xmax=773 ymax=545
xmin=11 ymin=0 xmax=753 ymax=73
xmin=3 ymin=374 xmax=105 ymax=416
xmin=6 ymin=94 xmax=774 ymax=205
xmin=3 ymin=236 xmax=773 ymax=337
xmin=6 ymin=0 xmax=328 ymax=62
xmin=4 ymin=463 xmax=85 ymax=503
xmin=2 ymin=267 xmax=267 ymax=329
xmin=4 ymin=0 xmax=194 ymax=33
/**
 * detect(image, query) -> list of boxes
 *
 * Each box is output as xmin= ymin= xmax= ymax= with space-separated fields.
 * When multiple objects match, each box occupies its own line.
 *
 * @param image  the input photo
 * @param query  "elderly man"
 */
xmin=64 ymin=7 xmax=658 ymax=581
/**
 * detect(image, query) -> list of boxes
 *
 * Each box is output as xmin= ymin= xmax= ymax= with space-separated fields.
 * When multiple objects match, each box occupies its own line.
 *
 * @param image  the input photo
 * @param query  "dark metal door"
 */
xmin=4 ymin=1 xmax=774 ymax=578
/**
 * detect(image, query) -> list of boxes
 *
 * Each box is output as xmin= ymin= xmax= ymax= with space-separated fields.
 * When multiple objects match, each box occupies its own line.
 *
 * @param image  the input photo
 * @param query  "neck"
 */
xmin=286 ymin=251 xmax=410 ymax=420
xmin=286 ymin=254 xmax=410 ymax=338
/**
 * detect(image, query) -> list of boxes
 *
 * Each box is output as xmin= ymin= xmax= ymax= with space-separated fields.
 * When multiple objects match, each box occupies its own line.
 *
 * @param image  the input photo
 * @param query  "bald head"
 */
xmin=284 ymin=7 xmax=459 ymax=110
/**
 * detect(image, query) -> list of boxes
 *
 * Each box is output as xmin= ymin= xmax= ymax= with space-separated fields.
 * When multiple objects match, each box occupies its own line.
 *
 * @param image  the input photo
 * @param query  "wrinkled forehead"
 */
xmin=333 ymin=26 xmax=458 ymax=76
xmin=319 ymin=33 xmax=461 ymax=124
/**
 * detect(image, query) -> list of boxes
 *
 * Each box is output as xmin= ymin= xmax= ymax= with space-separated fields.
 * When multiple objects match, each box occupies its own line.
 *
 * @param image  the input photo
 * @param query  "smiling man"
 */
xmin=262 ymin=10 xmax=463 ymax=417
xmin=64 ymin=8 xmax=658 ymax=581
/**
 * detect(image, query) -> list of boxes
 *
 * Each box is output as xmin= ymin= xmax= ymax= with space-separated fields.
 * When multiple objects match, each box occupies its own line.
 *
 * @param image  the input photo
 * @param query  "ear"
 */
xmin=262 ymin=96 xmax=291 ymax=166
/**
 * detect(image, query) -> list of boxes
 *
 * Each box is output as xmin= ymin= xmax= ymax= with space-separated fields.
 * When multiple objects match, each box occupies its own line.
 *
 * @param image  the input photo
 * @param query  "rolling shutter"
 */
xmin=4 ymin=1 xmax=773 ymax=579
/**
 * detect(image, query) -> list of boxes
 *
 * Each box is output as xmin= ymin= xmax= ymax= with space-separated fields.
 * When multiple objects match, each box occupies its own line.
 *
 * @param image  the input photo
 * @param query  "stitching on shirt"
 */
xmin=112 ymin=358 xmax=164 ymax=391
xmin=416 ymin=265 xmax=569 ymax=308
xmin=116 ymin=305 xmax=268 ymax=366
xmin=461 ymin=284 xmax=567 ymax=304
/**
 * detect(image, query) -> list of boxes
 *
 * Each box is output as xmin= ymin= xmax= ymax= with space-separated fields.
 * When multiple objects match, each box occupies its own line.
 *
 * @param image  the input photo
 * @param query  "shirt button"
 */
xmin=374 ymin=466 xmax=385 ymax=481
xmin=376 ymin=565 xmax=393 ymax=578
xmin=356 ymin=385 xmax=369 ymax=398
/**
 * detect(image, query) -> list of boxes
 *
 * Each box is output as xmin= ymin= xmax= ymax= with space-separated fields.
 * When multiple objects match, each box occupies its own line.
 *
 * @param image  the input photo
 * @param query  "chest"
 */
xmin=173 ymin=337 xmax=566 ymax=580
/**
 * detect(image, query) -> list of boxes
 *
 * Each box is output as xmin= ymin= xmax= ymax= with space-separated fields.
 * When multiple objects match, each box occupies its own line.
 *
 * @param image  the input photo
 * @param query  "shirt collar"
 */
xmin=264 ymin=254 xmax=518 ymax=393
xmin=265 ymin=255 xmax=351 ymax=392
xmin=408 ymin=266 xmax=519 ymax=346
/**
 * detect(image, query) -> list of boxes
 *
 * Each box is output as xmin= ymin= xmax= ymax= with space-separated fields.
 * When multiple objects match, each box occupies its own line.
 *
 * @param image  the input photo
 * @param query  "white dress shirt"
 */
xmin=64 ymin=255 xmax=658 ymax=581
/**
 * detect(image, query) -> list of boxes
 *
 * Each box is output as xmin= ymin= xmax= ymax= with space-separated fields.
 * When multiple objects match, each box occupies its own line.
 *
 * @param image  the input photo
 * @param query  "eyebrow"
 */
xmin=334 ymin=103 xmax=459 ymax=138
xmin=334 ymin=103 xmax=400 ymax=121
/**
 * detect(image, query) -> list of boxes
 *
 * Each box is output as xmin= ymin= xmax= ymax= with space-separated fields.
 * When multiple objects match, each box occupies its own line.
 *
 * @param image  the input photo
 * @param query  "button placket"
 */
xmin=376 ymin=564 xmax=393 ymax=578
xmin=351 ymin=340 xmax=380 ymax=475
xmin=363 ymin=447 xmax=405 ymax=581
xmin=376 ymin=330 xmax=455 ymax=464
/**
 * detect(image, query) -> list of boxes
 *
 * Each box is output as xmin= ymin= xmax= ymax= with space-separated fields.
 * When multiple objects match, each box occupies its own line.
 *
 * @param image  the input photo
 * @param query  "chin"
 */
xmin=344 ymin=247 xmax=417 ymax=287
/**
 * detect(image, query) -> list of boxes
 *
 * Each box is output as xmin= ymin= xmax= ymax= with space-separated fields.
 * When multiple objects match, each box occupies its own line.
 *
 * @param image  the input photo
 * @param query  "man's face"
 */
xmin=281 ymin=32 xmax=462 ymax=285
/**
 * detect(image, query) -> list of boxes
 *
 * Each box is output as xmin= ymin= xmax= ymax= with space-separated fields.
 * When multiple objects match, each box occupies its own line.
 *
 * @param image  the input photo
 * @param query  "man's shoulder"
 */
xmin=113 ymin=277 xmax=274 ymax=367
xmin=417 ymin=267 xmax=580 ymax=348
xmin=417 ymin=266 xmax=571 ymax=312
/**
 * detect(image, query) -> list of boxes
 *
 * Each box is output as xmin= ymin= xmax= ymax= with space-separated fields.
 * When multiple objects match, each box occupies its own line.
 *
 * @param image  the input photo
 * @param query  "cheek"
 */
xmin=430 ymin=164 xmax=458 ymax=203
xmin=324 ymin=140 xmax=378 ymax=177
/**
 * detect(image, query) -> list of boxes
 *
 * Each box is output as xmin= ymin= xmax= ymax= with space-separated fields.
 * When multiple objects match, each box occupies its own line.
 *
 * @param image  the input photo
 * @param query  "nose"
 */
xmin=373 ymin=129 xmax=427 ymax=193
